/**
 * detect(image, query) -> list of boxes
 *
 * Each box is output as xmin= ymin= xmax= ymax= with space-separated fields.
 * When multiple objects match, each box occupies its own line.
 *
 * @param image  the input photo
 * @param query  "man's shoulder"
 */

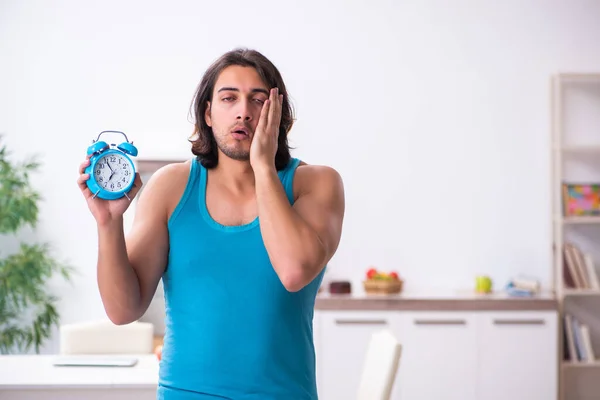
xmin=296 ymin=162 xmax=342 ymax=183
xmin=153 ymin=159 xmax=192 ymax=177
xmin=294 ymin=162 xmax=343 ymax=197
xmin=145 ymin=160 xmax=191 ymax=188
xmin=139 ymin=160 xmax=192 ymax=203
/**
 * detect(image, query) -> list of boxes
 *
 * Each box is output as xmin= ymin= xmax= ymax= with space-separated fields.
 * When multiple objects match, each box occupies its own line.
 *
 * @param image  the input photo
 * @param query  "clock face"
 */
xmin=93 ymin=153 xmax=135 ymax=193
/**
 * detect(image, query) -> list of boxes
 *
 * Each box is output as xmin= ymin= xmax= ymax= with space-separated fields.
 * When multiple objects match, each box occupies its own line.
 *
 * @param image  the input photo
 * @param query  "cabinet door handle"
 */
xmin=335 ymin=319 xmax=387 ymax=325
xmin=414 ymin=319 xmax=466 ymax=325
xmin=493 ymin=319 xmax=545 ymax=325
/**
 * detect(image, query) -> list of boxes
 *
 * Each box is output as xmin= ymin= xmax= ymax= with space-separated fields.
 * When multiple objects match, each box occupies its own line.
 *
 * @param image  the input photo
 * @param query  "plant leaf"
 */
xmin=0 ymin=135 xmax=72 ymax=354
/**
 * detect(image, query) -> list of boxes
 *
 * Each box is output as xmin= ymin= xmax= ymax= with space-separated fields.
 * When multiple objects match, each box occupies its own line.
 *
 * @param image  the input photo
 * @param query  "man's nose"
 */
xmin=236 ymin=99 xmax=252 ymax=121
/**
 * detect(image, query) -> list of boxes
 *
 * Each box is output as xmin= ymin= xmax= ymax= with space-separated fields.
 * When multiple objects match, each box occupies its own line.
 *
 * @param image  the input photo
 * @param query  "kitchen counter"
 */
xmin=314 ymin=290 xmax=557 ymax=311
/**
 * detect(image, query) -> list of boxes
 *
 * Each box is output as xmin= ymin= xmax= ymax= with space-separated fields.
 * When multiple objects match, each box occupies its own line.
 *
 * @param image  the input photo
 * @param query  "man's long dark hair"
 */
xmin=189 ymin=48 xmax=294 ymax=170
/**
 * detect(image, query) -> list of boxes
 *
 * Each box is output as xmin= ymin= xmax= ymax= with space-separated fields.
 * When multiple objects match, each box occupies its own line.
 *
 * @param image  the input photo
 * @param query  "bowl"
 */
xmin=363 ymin=279 xmax=403 ymax=295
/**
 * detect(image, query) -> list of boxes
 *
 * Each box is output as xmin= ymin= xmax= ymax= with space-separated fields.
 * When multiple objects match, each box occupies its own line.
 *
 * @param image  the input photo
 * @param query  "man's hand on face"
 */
xmin=250 ymin=87 xmax=283 ymax=174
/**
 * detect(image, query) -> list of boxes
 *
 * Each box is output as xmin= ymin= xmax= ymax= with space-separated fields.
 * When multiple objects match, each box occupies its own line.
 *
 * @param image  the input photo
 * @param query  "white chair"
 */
xmin=356 ymin=329 xmax=403 ymax=400
xmin=59 ymin=319 xmax=154 ymax=355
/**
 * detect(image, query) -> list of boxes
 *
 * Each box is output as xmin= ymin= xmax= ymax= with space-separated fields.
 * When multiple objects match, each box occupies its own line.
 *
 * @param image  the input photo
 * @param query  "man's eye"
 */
xmin=222 ymin=97 xmax=234 ymax=102
xmin=254 ymin=99 xmax=265 ymax=104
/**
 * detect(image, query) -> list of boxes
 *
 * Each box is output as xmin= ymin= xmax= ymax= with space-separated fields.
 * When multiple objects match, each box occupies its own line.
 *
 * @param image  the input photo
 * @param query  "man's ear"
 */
xmin=204 ymin=101 xmax=212 ymax=127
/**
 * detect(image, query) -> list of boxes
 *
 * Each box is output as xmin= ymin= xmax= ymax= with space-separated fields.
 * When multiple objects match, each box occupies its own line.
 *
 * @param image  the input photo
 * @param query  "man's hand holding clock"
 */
xmin=77 ymin=155 xmax=143 ymax=227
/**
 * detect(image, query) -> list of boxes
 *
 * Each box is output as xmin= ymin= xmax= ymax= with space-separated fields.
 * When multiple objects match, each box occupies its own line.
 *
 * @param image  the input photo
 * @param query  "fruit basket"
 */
xmin=363 ymin=267 xmax=403 ymax=295
xmin=363 ymin=279 xmax=403 ymax=294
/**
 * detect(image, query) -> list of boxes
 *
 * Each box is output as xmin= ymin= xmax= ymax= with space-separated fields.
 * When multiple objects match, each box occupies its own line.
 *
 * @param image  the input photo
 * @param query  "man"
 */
xmin=77 ymin=48 xmax=345 ymax=399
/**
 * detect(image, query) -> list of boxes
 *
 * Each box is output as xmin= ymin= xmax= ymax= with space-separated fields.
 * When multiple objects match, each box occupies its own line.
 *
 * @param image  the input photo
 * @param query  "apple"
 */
xmin=475 ymin=275 xmax=493 ymax=294
xmin=366 ymin=268 xmax=378 ymax=279
xmin=389 ymin=272 xmax=399 ymax=280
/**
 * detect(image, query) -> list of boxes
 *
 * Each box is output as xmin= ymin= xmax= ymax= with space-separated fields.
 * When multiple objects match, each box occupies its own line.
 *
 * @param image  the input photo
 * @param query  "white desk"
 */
xmin=0 ymin=354 xmax=159 ymax=400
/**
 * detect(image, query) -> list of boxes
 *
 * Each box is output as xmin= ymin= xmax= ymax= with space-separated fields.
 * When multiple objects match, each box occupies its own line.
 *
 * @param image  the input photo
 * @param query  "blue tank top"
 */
xmin=157 ymin=157 xmax=324 ymax=400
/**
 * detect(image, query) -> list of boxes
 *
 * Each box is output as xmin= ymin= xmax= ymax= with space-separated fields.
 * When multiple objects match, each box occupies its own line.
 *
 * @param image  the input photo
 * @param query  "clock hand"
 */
xmin=105 ymin=161 xmax=115 ymax=182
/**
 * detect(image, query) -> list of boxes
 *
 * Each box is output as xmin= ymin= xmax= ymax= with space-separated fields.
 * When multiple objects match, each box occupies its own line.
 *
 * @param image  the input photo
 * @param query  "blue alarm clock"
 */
xmin=84 ymin=130 xmax=138 ymax=200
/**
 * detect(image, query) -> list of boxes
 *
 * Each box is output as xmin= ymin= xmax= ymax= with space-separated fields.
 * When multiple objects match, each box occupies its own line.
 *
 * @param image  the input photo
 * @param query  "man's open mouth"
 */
xmin=232 ymin=126 xmax=250 ymax=137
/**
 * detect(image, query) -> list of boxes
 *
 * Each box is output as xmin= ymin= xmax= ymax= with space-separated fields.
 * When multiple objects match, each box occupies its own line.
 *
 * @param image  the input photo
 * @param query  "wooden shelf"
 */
xmin=137 ymin=159 xmax=184 ymax=174
xmin=562 ymin=216 xmax=600 ymax=225
xmin=555 ymin=73 xmax=600 ymax=83
xmin=563 ymin=289 xmax=600 ymax=297
xmin=559 ymin=146 xmax=600 ymax=154
xmin=552 ymin=72 xmax=600 ymax=400
xmin=563 ymin=361 xmax=600 ymax=369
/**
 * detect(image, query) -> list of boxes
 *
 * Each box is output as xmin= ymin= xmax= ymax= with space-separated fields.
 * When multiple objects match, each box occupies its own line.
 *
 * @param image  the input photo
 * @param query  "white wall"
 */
xmin=2 ymin=0 xmax=600 ymax=353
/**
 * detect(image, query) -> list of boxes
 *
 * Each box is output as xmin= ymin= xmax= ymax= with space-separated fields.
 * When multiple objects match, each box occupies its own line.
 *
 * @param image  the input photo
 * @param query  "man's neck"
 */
xmin=210 ymin=156 xmax=256 ymax=194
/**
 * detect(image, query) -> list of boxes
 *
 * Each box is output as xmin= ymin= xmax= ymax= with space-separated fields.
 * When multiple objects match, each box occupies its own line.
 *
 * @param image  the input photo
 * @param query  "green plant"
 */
xmin=0 ymin=136 xmax=73 ymax=354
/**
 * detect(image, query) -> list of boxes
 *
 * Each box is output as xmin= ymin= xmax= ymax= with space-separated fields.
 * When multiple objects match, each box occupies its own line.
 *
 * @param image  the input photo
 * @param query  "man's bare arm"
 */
xmin=97 ymin=165 xmax=179 ymax=324
xmin=254 ymin=165 xmax=345 ymax=292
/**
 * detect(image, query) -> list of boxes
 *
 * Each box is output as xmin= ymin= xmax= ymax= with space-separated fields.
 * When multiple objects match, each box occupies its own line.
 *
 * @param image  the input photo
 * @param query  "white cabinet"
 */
xmin=476 ymin=311 xmax=558 ymax=400
xmin=315 ymin=309 xmax=558 ymax=400
xmin=395 ymin=312 xmax=478 ymax=400
xmin=317 ymin=311 xmax=402 ymax=400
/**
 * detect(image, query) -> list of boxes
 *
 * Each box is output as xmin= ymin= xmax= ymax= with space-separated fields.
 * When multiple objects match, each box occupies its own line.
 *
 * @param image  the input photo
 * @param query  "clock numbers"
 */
xmin=94 ymin=153 xmax=134 ymax=193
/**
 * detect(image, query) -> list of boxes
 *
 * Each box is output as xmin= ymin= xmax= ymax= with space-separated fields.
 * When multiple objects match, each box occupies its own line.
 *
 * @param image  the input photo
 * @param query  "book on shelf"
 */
xmin=562 ymin=182 xmax=600 ymax=217
xmin=563 ymin=242 xmax=600 ymax=291
xmin=563 ymin=313 xmax=596 ymax=364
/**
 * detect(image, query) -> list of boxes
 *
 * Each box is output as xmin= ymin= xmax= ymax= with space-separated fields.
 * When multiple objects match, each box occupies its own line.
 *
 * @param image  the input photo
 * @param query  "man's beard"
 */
xmin=214 ymin=128 xmax=250 ymax=161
